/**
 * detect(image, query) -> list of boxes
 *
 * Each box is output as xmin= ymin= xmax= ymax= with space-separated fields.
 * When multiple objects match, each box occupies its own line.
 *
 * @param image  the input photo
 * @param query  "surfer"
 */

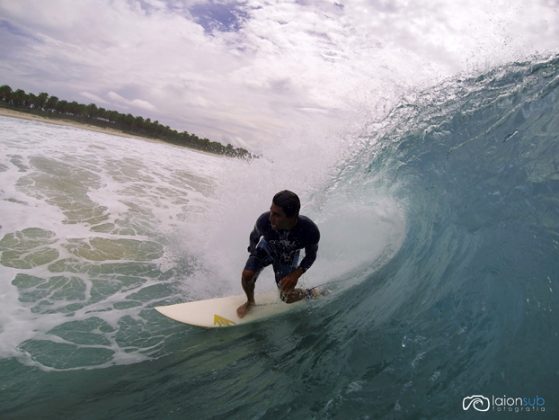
xmin=237 ymin=190 xmax=321 ymax=318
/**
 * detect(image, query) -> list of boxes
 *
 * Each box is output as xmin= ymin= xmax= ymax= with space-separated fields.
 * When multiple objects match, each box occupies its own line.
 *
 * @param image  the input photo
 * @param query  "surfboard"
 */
xmin=155 ymin=290 xmax=313 ymax=328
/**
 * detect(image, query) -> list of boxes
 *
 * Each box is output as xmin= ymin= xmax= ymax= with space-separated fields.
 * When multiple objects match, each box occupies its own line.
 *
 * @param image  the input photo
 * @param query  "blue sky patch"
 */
xmin=0 ymin=19 xmax=40 ymax=40
xmin=189 ymin=1 xmax=248 ymax=34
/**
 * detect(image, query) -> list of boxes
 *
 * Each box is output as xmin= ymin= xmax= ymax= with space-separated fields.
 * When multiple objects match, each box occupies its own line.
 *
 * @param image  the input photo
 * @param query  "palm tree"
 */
xmin=0 ymin=85 xmax=13 ymax=102
xmin=37 ymin=92 xmax=49 ymax=110
xmin=13 ymin=89 xmax=29 ymax=107
xmin=45 ymin=96 xmax=59 ymax=111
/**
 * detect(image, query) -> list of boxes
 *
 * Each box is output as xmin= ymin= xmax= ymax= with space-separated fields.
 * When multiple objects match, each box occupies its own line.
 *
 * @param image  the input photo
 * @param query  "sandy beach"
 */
xmin=0 ymin=107 xmax=168 ymax=145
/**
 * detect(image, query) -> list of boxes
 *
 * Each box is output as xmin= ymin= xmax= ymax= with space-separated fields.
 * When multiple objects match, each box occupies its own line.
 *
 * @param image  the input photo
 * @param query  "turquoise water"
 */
xmin=1 ymin=55 xmax=559 ymax=419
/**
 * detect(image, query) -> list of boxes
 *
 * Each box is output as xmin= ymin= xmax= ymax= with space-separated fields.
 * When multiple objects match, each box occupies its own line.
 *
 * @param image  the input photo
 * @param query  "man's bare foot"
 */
xmin=280 ymin=288 xmax=306 ymax=303
xmin=307 ymin=287 xmax=323 ymax=299
xmin=237 ymin=301 xmax=253 ymax=318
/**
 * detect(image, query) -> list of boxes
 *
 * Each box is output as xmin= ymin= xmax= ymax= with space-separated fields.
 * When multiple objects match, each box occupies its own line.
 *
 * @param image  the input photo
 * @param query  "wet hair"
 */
xmin=273 ymin=190 xmax=300 ymax=218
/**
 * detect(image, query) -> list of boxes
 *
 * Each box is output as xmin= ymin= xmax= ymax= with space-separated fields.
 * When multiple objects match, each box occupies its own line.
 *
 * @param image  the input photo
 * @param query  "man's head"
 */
xmin=270 ymin=190 xmax=300 ymax=230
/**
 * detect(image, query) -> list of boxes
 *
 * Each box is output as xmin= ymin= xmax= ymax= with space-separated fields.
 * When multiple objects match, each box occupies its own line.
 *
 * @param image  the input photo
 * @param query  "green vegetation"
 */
xmin=0 ymin=85 xmax=251 ymax=158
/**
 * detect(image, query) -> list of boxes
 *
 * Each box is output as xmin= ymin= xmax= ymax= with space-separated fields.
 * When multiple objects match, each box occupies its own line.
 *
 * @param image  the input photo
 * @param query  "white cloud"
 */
xmin=80 ymin=91 xmax=108 ymax=105
xmin=0 ymin=0 xmax=558 ymax=151
xmin=106 ymin=91 xmax=157 ymax=112
xmin=131 ymin=98 xmax=157 ymax=112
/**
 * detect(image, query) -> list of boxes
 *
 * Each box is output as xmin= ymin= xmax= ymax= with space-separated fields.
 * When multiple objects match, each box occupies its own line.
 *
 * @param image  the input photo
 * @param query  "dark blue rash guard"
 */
xmin=247 ymin=211 xmax=320 ymax=272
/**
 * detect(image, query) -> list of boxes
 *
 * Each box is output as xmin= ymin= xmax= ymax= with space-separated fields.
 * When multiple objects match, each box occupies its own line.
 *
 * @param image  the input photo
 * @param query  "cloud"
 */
xmin=80 ymin=91 xmax=108 ymax=105
xmin=107 ymin=91 xmax=156 ymax=112
xmin=0 ymin=0 xmax=558 ymax=151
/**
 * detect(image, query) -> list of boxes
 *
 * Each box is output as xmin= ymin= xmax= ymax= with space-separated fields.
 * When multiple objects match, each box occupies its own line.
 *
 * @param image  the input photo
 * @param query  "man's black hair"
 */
xmin=273 ymin=190 xmax=300 ymax=218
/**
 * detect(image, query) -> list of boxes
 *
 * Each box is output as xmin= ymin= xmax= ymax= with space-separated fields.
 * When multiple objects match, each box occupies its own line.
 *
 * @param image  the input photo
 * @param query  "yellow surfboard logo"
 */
xmin=213 ymin=314 xmax=236 ymax=327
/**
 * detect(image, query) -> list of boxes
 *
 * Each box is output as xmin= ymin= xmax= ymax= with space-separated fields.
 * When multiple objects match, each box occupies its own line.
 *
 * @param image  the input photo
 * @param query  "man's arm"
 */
xmin=279 ymin=241 xmax=319 ymax=291
xmin=298 ymin=243 xmax=318 ymax=272
xmin=278 ymin=266 xmax=306 ymax=290
xmin=279 ymin=244 xmax=317 ymax=291
xmin=299 ymin=218 xmax=320 ymax=271
xmin=279 ymin=222 xmax=320 ymax=290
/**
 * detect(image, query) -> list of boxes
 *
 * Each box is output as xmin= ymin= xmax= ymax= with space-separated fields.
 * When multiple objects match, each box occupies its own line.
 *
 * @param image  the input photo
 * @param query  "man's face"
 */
xmin=269 ymin=203 xmax=292 ymax=230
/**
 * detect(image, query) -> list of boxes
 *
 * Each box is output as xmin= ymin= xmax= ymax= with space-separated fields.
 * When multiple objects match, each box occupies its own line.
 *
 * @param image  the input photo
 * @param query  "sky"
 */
xmin=1 ymin=0 xmax=559 ymax=152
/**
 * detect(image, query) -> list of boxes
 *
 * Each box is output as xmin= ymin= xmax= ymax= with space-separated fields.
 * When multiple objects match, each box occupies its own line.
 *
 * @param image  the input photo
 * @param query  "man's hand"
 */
xmin=279 ymin=267 xmax=305 ymax=291
xmin=237 ymin=301 xmax=253 ymax=318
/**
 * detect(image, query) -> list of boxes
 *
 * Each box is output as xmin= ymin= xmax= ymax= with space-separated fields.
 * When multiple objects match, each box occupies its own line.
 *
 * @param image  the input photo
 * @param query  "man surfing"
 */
xmin=237 ymin=190 xmax=321 ymax=318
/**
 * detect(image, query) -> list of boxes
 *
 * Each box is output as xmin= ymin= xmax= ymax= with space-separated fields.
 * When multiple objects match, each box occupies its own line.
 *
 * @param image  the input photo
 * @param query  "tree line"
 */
xmin=0 ymin=85 xmax=251 ymax=158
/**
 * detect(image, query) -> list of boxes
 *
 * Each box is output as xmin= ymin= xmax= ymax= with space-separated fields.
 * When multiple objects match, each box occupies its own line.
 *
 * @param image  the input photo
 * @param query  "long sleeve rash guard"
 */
xmin=248 ymin=212 xmax=320 ymax=271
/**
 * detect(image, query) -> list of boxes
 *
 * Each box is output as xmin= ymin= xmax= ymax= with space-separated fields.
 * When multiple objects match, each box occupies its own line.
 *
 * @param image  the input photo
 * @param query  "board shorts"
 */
xmin=244 ymin=238 xmax=300 ymax=286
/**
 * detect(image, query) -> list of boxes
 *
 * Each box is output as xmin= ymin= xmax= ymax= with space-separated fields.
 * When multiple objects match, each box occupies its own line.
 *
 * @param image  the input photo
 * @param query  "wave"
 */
xmin=314 ymin=54 xmax=559 ymax=417
xmin=1 ymin=55 xmax=558 ymax=418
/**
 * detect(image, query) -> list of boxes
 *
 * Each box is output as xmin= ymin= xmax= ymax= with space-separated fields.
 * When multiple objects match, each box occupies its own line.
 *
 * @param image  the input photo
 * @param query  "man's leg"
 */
xmin=238 ymin=243 xmax=272 ymax=318
xmin=242 ymin=239 xmax=273 ymax=300
xmin=241 ymin=268 xmax=260 ymax=303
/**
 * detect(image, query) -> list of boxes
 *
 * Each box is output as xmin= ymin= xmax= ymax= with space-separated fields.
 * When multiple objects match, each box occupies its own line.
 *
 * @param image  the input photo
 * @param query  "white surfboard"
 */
xmin=155 ymin=290 xmax=311 ymax=328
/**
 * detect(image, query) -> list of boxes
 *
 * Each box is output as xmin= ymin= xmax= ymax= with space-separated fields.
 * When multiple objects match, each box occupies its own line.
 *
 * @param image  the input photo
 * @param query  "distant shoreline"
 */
xmin=0 ymin=85 xmax=251 ymax=157
xmin=0 ymin=107 xmax=170 ymax=145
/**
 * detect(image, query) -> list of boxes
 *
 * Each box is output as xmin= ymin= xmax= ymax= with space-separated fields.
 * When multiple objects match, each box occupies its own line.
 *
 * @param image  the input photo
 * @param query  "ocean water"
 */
xmin=1 ymin=55 xmax=559 ymax=419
